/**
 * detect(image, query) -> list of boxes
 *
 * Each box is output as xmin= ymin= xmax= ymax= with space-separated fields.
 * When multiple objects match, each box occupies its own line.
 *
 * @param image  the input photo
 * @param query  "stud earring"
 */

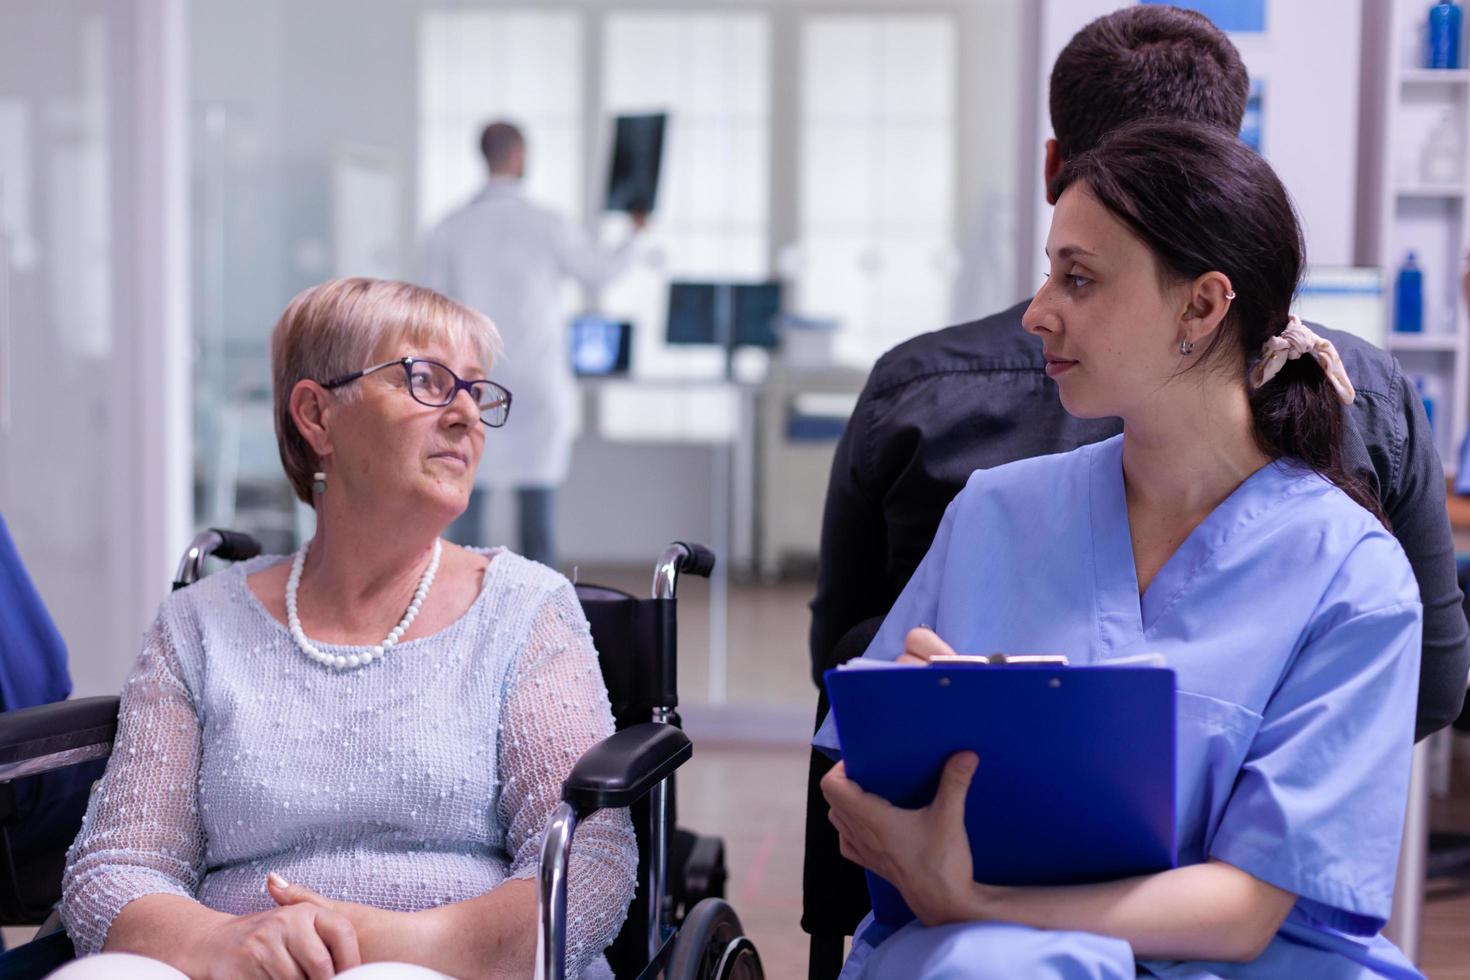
xmin=1179 ymin=339 xmax=1195 ymax=356
xmin=312 ymin=471 xmax=327 ymax=495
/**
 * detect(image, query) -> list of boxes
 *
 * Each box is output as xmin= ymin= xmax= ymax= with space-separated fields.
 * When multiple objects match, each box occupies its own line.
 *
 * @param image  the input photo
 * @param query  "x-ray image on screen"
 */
xmin=569 ymin=315 xmax=632 ymax=376
xmin=605 ymin=113 xmax=666 ymax=213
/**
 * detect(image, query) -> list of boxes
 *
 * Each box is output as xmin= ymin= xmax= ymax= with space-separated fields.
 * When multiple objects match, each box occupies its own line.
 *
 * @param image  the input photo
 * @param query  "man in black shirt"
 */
xmin=802 ymin=5 xmax=1470 ymax=969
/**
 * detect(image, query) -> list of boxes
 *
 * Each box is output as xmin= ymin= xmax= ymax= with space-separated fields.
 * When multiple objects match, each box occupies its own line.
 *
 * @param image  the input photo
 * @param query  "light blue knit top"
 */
xmin=61 ymin=549 xmax=636 ymax=978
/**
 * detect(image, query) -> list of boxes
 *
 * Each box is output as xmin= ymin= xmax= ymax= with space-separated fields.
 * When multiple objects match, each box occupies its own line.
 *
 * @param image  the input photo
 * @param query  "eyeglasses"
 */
xmin=320 ymin=357 xmax=512 ymax=428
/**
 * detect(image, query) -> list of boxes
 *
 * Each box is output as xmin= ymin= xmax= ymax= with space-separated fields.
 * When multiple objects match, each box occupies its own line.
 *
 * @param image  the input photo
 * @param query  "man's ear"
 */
xmin=1180 ymin=273 xmax=1235 ymax=348
xmin=288 ymin=380 xmax=335 ymax=461
xmin=1043 ymin=139 xmax=1064 ymax=206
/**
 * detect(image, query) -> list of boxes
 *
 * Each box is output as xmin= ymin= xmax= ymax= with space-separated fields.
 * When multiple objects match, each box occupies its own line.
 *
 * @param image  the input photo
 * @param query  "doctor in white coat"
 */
xmin=426 ymin=120 xmax=645 ymax=567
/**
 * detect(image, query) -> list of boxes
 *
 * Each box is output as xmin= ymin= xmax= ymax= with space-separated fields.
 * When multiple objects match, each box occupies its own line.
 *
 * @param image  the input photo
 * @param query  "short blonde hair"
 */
xmin=271 ymin=277 xmax=502 ymax=504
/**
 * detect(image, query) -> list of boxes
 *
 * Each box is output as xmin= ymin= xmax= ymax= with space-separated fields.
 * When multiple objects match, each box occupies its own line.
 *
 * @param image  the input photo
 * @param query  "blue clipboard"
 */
xmin=824 ymin=662 xmax=1178 ymax=928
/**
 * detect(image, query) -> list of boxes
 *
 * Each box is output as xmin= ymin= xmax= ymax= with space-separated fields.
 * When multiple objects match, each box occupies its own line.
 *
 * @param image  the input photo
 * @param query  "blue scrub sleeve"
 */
xmin=1207 ymin=585 xmax=1421 ymax=936
xmin=0 ymin=513 xmax=71 ymax=712
xmin=812 ymin=496 xmax=960 ymax=757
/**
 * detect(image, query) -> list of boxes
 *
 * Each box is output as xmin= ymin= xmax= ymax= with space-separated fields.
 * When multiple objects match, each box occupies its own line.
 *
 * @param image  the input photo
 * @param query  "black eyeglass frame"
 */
xmin=320 ymin=356 xmax=513 ymax=428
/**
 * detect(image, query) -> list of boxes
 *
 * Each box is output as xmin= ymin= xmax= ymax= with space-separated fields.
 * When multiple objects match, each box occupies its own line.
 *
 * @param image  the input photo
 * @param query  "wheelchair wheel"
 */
xmin=666 ymin=897 xmax=763 ymax=980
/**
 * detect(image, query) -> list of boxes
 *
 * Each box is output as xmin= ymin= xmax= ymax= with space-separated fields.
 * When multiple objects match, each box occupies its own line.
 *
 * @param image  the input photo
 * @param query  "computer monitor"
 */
xmin=666 ymin=282 xmax=717 ymax=346
xmin=666 ymin=281 xmax=782 ymax=349
xmin=605 ymin=113 xmax=666 ymax=214
xmin=1293 ymin=266 xmax=1385 ymax=349
xmin=732 ymin=282 xmax=782 ymax=348
xmin=569 ymin=315 xmax=632 ymax=376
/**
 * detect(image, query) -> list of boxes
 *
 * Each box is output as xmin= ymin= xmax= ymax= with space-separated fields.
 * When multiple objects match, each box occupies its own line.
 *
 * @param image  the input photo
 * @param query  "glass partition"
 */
xmin=186 ymin=0 xmax=1021 ymax=729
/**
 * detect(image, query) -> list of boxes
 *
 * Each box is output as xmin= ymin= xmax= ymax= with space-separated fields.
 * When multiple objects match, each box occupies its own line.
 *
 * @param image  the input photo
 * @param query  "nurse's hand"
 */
xmin=822 ymin=751 xmax=984 ymax=928
xmin=896 ymin=626 xmax=957 ymax=664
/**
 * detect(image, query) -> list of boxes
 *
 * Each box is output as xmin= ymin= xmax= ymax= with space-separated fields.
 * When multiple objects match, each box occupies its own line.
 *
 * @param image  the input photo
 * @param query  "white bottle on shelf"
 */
xmin=1421 ymin=108 xmax=1464 ymax=186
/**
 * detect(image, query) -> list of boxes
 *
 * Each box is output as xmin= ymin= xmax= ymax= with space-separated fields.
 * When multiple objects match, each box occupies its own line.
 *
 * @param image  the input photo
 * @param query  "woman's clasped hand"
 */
xmin=182 ymin=875 xmax=363 ymax=980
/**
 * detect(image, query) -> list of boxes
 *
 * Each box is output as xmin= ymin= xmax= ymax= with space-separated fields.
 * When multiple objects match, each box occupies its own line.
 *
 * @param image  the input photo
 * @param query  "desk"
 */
xmin=755 ymin=364 xmax=868 ymax=579
xmin=1444 ymin=475 xmax=1470 ymax=546
xmin=566 ymin=377 xmax=760 ymax=704
xmin=572 ymin=377 xmax=758 ymax=568
xmin=571 ymin=370 xmax=868 ymax=578
xmin=563 ymin=369 xmax=867 ymax=694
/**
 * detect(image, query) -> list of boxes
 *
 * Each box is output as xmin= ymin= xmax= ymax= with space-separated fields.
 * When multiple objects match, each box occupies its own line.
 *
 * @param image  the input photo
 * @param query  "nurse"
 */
xmin=815 ymin=119 xmax=1424 ymax=979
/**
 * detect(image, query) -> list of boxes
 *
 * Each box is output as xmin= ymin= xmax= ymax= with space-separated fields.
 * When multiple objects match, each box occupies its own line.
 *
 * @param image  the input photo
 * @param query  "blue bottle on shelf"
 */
xmin=1429 ymin=2 xmax=1463 ymax=69
xmin=1395 ymin=252 xmax=1424 ymax=333
xmin=1413 ymin=375 xmax=1438 ymax=433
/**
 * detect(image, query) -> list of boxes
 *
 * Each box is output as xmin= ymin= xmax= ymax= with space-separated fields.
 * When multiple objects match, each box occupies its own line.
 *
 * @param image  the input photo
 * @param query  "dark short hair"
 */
xmin=1052 ymin=120 xmax=1383 ymax=526
xmin=479 ymin=121 xmax=524 ymax=173
xmin=1049 ymin=5 xmax=1249 ymax=159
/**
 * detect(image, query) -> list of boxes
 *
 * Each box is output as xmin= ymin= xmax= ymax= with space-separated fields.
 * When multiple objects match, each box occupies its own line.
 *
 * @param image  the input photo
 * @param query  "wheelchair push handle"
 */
xmin=173 ymin=528 xmax=263 ymax=590
xmin=673 ymin=542 xmax=716 ymax=578
xmin=652 ymin=542 xmax=716 ymax=600
xmin=212 ymin=528 xmax=263 ymax=562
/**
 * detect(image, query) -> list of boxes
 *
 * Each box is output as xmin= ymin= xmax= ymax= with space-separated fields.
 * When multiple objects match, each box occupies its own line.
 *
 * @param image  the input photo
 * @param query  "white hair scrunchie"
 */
xmin=1248 ymin=315 xmax=1356 ymax=405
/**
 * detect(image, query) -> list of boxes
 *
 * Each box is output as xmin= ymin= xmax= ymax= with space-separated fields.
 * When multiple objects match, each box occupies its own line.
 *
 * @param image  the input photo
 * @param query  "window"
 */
xmin=600 ymin=12 xmax=771 ymax=377
xmin=798 ymin=14 xmax=957 ymax=365
xmin=417 ymin=10 xmax=584 ymax=232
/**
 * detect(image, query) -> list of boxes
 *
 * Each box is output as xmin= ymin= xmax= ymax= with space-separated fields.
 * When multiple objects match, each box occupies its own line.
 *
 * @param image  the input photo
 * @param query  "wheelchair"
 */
xmin=0 ymin=529 xmax=763 ymax=980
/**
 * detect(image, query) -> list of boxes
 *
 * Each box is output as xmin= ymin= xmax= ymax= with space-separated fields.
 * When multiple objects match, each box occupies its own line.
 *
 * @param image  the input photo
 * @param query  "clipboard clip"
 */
xmin=928 ymin=653 xmax=1071 ymax=666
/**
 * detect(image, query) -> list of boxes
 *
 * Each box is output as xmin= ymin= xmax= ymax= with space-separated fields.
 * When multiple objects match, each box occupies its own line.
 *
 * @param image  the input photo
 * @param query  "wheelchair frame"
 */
xmin=537 ymin=543 xmax=699 ymax=980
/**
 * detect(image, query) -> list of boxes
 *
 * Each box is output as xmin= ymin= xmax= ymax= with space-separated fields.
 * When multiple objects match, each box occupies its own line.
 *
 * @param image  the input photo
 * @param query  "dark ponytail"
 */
xmin=1051 ymin=119 xmax=1386 ymax=526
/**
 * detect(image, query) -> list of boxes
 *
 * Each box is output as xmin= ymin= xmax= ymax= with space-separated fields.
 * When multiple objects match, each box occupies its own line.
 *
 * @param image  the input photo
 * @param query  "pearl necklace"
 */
xmin=285 ymin=538 xmax=442 ymax=670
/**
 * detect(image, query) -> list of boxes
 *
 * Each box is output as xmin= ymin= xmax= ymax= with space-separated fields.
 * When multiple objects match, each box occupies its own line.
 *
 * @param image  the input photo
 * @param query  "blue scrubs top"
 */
xmin=815 ymin=436 xmax=1423 ymax=979
xmin=0 ymin=512 xmax=70 ymax=712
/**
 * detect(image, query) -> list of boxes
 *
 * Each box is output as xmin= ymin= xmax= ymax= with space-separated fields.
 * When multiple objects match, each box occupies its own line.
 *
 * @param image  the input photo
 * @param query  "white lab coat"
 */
xmin=425 ymin=179 xmax=634 ymax=488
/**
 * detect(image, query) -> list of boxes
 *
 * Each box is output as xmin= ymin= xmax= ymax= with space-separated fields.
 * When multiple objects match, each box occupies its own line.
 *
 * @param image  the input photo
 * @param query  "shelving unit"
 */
xmin=1401 ymin=66 xmax=1470 ymax=84
xmin=1394 ymin=184 xmax=1466 ymax=198
xmin=1388 ymin=331 xmax=1463 ymax=351
xmin=1362 ymin=1 xmax=1470 ymax=474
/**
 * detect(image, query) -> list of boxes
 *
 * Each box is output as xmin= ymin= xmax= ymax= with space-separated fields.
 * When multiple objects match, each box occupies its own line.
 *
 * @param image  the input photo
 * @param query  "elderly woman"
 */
xmin=55 ymin=278 xmax=636 ymax=979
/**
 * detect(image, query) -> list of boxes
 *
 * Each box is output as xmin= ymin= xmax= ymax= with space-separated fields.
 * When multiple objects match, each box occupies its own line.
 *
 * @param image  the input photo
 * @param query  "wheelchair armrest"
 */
xmin=562 ymin=722 xmax=691 ymax=815
xmin=0 ymin=696 xmax=120 ymax=782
